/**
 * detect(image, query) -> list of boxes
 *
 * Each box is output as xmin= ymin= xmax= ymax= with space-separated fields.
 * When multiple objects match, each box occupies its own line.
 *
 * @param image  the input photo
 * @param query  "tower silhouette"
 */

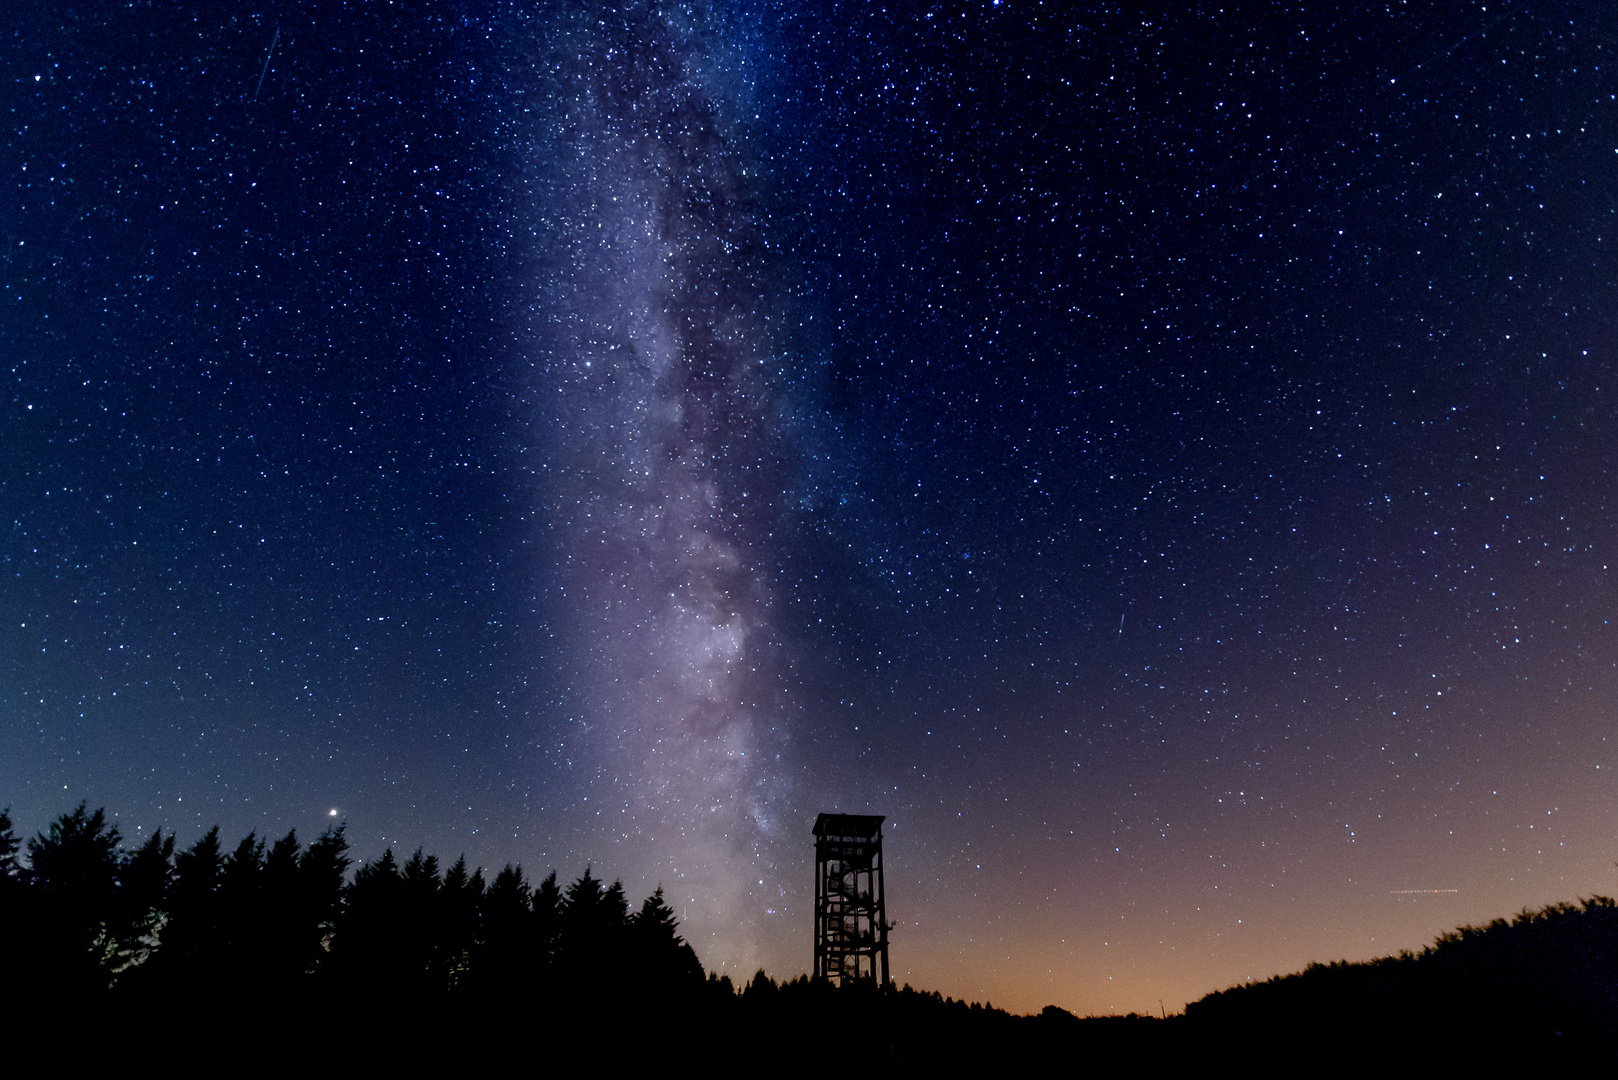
xmin=813 ymin=813 xmax=889 ymax=985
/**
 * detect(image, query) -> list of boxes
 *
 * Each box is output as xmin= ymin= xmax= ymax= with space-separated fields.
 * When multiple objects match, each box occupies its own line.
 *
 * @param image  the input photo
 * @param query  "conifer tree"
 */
xmin=335 ymin=846 xmax=407 ymax=993
xmin=255 ymin=830 xmax=303 ymax=979
xmin=532 ymin=870 xmax=562 ymax=973
xmin=298 ymin=824 xmax=349 ymax=951
xmin=562 ymin=865 xmax=606 ymax=939
xmin=25 ymin=804 xmax=124 ymax=989
xmin=476 ymin=863 xmax=533 ymax=996
xmin=631 ymin=886 xmax=704 ymax=989
xmin=0 ymin=809 xmax=19 ymax=879
xmin=154 ymin=825 xmax=226 ymax=987
xmin=218 ymin=832 xmax=266 ymax=969
xmin=441 ymin=856 xmax=484 ymax=989
xmin=0 ymin=808 xmax=44 ymax=1007
xmin=116 ymin=829 xmax=175 ymax=972
xmin=401 ymin=848 xmax=446 ymax=987
xmin=558 ymin=867 xmax=634 ymax=995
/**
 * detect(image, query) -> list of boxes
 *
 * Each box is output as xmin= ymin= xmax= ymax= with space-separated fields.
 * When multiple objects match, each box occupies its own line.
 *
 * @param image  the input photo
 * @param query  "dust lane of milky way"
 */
xmin=532 ymin=7 xmax=793 ymax=972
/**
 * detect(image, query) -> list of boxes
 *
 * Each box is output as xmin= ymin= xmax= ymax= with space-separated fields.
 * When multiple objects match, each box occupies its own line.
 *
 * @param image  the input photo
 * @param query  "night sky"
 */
xmin=5 ymin=0 xmax=1617 ymax=1016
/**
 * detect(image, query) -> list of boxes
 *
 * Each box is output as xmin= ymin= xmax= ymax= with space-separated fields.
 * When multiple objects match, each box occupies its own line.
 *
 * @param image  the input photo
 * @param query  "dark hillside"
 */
xmin=1185 ymin=897 xmax=1618 ymax=1064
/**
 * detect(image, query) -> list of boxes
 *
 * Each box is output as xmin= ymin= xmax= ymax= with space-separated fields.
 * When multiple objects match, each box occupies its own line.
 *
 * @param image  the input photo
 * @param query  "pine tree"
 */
xmin=218 ymin=833 xmax=266 ymax=970
xmin=0 ymin=809 xmax=20 ymax=879
xmin=156 ymin=825 xmax=225 ymax=985
xmin=25 ymin=804 xmax=124 ymax=990
xmin=116 ymin=829 xmax=175 ymax=973
xmin=299 ymin=824 xmax=349 ymax=947
xmin=476 ymin=863 xmax=533 ymax=996
xmin=333 ymin=846 xmax=420 ymax=999
xmin=0 ymin=808 xmax=43 ymax=1011
xmin=558 ymin=867 xmax=634 ymax=996
xmin=532 ymin=870 xmax=562 ymax=973
xmin=244 ymin=829 xmax=306 ymax=991
xmin=631 ymin=886 xmax=704 ymax=990
xmin=402 ymin=848 xmax=447 ymax=988
xmin=293 ymin=825 xmax=348 ymax=988
xmin=441 ymin=856 xmax=484 ymax=990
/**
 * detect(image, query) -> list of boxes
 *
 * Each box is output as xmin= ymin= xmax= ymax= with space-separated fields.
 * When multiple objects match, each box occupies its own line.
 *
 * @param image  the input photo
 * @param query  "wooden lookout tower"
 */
xmin=813 ymin=813 xmax=889 ymax=985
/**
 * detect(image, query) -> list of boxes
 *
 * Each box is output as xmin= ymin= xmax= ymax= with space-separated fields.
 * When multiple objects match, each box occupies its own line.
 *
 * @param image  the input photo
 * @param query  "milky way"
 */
xmin=533 ymin=7 xmax=790 ymax=962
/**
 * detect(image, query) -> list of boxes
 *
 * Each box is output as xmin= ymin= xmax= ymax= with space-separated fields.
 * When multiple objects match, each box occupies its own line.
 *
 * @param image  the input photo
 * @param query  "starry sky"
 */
xmin=4 ymin=0 xmax=1617 ymax=1016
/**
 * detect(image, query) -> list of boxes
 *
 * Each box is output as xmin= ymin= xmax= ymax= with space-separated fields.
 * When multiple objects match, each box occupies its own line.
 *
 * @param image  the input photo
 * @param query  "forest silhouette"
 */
xmin=2 ymin=802 xmax=1613 ymax=1066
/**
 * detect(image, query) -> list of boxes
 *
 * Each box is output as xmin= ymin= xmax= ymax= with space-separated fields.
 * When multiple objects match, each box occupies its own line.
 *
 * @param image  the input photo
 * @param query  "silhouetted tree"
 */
xmin=142 ymin=825 xmax=225 ymax=991
xmin=260 ymin=824 xmax=348 ymax=993
xmin=251 ymin=829 xmax=303 ymax=986
xmin=0 ymin=808 xmax=22 ymax=917
xmin=0 ymin=808 xmax=42 ymax=1011
xmin=115 ymin=829 xmax=175 ymax=972
xmin=603 ymin=878 xmax=629 ymax=920
xmin=441 ymin=855 xmax=485 ymax=989
xmin=630 ymin=886 xmax=704 ymax=990
xmin=401 ymin=848 xmax=448 ymax=987
xmin=173 ymin=826 xmax=225 ymax=919
xmin=475 ymin=863 xmax=533 ymax=997
xmin=217 ymin=832 xmax=266 ymax=972
xmin=26 ymin=803 xmax=124 ymax=989
xmin=0 ymin=809 xmax=19 ymax=879
xmin=331 ymin=846 xmax=413 ymax=996
xmin=222 ymin=831 xmax=262 ymax=887
xmin=743 ymin=968 xmax=779 ymax=1001
xmin=555 ymin=867 xmax=634 ymax=998
xmin=298 ymin=824 xmax=349 ymax=952
xmin=532 ymin=870 xmax=562 ymax=974
xmin=563 ymin=867 xmax=621 ymax=942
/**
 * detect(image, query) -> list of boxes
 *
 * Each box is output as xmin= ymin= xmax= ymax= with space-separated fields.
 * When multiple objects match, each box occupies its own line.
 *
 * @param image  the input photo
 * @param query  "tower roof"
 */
xmin=813 ymin=813 xmax=885 ymax=839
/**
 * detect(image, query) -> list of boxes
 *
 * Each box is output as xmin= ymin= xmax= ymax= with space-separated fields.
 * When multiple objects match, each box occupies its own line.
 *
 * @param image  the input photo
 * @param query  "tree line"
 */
xmin=0 ymin=802 xmax=704 ymax=1009
xmin=3 ymin=800 xmax=1612 ymax=1066
xmin=1184 ymin=893 xmax=1618 ymax=1059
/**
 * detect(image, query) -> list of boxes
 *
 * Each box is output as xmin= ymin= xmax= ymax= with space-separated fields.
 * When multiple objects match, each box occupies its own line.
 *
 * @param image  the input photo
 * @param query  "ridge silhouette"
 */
xmin=1 ymin=802 xmax=1612 ymax=1066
